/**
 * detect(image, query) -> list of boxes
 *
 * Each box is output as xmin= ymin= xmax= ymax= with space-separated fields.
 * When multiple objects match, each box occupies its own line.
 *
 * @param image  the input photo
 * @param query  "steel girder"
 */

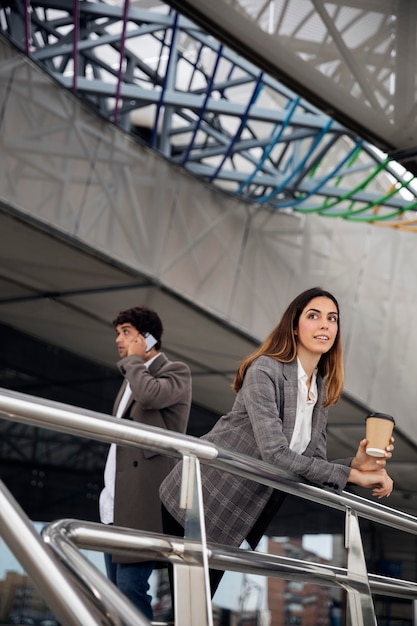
xmin=166 ymin=0 xmax=417 ymax=159
xmin=2 ymin=0 xmax=417 ymax=227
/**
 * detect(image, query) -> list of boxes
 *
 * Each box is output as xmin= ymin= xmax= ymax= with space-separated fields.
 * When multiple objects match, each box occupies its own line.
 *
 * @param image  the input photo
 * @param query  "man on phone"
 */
xmin=99 ymin=305 xmax=192 ymax=620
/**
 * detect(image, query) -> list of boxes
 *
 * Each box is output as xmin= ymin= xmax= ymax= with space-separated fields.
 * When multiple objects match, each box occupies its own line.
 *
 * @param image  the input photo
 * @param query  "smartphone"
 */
xmin=143 ymin=332 xmax=157 ymax=352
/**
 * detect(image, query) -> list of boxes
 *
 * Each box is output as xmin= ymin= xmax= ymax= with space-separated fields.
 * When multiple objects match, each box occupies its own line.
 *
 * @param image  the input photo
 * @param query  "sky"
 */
xmin=0 ymin=521 xmax=106 ymax=577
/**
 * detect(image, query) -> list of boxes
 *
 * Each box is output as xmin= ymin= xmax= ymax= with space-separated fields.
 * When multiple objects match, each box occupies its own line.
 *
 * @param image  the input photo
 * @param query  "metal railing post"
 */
xmin=344 ymin=507 xmax=377 ymax=626
xmin=175 ymin=454 xmax=213 ymax=626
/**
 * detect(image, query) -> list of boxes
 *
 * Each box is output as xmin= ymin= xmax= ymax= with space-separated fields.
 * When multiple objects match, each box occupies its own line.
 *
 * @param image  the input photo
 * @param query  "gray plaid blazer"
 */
xmin=159 ymin=356 xmax=352 ymax=547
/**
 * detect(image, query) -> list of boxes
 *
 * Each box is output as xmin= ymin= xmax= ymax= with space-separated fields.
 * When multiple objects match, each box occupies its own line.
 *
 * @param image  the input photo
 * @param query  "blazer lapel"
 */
xmin=113 ymin=353 xmax=167 ymax=417
xmin=281 ymin=360 xmax=327 ymax=458
xmin=113 ymin=379 xmax=134 ymax=417
xmin=148 ymin=352 xmax=167 ymax=376
xmin=303 ymin=374 xmax=326 ymax=457
xmin=281 ymin=360 xmax=298 ymax=442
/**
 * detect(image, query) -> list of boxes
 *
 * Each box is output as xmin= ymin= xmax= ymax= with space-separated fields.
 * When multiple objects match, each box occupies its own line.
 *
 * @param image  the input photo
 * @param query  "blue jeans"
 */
xmin=104 ymin=553 xmax=155 ymax=620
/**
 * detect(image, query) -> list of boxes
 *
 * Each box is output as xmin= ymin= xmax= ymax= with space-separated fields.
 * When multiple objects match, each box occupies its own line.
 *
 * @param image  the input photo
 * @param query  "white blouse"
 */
xmin=289 ymin=357 xmax=317 ymax=454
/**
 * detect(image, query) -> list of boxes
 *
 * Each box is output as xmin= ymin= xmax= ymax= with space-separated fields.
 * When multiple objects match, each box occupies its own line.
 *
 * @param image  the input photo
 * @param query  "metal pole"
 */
xmin=0 ymin=480 xmax=111 ymax=626
xmin=344 ymin=508 xmax=377 ymax=626
xmin=175 ymin=454 xmax=213 ymax=626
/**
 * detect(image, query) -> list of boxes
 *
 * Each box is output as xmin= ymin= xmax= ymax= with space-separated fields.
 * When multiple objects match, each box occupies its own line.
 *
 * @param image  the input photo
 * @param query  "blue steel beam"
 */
xmin=1 ymin=0 xmax=416 ymax=223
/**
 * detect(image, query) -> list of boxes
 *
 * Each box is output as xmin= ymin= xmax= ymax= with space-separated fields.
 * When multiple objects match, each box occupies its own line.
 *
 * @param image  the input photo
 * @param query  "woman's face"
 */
xmin=295 ymin=296 xmax=339 ymax=359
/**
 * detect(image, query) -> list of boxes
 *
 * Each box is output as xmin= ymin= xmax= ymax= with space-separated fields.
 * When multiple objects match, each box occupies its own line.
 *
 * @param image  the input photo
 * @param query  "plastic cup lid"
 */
xmin=365 ymin=412 xmax=395 ymax=424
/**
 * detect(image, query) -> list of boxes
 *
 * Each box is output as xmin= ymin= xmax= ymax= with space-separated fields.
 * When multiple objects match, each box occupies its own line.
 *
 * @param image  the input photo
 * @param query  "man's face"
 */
xmin=115 ymin=323 xmax=139 ymax=358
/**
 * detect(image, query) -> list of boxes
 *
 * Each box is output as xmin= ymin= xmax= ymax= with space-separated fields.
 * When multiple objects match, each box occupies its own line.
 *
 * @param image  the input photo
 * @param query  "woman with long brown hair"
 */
xmin=160 ymin=287 xmax=394 ymax=595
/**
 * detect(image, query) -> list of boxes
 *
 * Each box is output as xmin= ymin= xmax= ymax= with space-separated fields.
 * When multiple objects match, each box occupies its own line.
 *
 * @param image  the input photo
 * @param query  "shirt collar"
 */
xmin=145 ymin=352 xmax=161 ymax=368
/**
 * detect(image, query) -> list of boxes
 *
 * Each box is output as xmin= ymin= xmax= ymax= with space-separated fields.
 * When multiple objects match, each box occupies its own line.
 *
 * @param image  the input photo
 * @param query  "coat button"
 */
xmin=133 ymin=461 xmax=138 ymax=467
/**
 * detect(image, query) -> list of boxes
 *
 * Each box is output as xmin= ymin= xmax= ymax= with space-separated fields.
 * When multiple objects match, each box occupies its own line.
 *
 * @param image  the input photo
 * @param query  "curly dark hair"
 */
xmin=112 ymin=306 xmax=163 ymax=350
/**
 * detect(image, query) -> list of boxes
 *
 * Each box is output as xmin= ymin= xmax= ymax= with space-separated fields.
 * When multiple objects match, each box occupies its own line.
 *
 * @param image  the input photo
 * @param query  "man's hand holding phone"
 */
xmin=143 ymin=332 xmax=158 ymax=352
xmin=127 ymin=332 xmax=157 ymax=358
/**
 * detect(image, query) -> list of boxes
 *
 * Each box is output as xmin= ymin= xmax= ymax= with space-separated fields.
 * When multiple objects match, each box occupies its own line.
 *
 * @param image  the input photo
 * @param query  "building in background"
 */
xmin=267 ymin=537 xmax=341 ymax=626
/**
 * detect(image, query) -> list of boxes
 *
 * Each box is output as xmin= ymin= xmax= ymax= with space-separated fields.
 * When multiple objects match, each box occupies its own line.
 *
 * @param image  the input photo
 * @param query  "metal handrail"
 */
xmin=0 ymin=479 xmax=150 ymax=626
xmin=0 ymin=386 xmax=417 ymax=625
xmin=42 ymin=518 xmax=417 ymax=601
xmin=0 ymin=387 xmax=415 ymax=534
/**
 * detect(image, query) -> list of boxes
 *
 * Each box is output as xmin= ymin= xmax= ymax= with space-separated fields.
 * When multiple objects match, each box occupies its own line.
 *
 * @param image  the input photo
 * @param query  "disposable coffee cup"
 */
xmin=365 ymin=412 xmax=395 ymax=457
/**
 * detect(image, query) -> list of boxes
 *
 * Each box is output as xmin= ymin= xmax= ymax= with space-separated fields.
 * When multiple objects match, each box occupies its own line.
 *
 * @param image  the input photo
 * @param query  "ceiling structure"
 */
xmin=167 ymin=0 xmax=417 ymax=168
xmin=0 ymin=0 xmax=417 ymax=597
xmin=0 ymin=0 xmax=416 ymax=503
xmin=6 ymin=207 xmax=416 ymax=528
xmin=2 ymin=0 xmax=417 ymax=228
